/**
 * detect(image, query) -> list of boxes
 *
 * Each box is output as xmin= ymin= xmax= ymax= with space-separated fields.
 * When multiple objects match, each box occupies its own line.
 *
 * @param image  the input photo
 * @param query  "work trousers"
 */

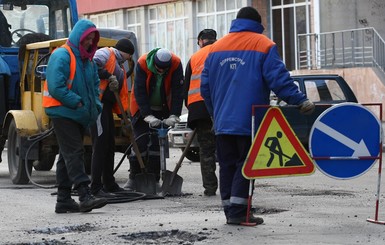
xmin=129 ymin=116 xmax=161 ymax=181
xmin=216 ymin=134 xmax=251 ymax=218
xmin=52 ymin=118 xmax=90 ymax=190
xmin=90 ymin=102 xmax=117 ymax=193
xmin=195 ymin=120 xmax=217 ymax=193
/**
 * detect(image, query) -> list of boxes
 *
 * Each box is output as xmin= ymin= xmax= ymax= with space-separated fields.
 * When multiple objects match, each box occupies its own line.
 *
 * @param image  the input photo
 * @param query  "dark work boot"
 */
xmin=55 ymin=188 xmax=80 ymax=213
xmin=77 ymin=184 xmax=108 ymax=212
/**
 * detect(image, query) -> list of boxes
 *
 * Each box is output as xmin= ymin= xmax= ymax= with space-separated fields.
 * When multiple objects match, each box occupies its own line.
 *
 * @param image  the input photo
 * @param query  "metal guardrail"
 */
xmin=297 ymin=28 xmax=385 ymax=74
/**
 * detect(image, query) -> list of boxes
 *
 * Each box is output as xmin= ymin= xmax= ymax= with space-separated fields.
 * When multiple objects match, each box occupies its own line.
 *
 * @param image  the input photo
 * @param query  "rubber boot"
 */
xmin=77 ymin=184 xmax=108 ymax=212
xmin=55 ymin=188 xmax=80 ymax=213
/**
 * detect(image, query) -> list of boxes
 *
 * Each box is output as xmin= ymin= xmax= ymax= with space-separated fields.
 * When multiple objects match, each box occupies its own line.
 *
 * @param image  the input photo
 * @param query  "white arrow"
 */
xmin=315 ymin=121 xmax=371 ymax=157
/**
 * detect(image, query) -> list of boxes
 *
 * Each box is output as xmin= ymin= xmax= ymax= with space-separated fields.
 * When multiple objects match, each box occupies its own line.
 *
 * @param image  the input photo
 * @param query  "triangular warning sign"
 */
xmin=242 ymin=107 xmax=314 ymax=179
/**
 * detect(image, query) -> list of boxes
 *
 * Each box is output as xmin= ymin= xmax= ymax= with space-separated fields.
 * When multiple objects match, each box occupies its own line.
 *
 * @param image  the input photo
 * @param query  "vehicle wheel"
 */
xmin=7 ymin=120 xmax=33 ymax=184
xmin=33 ymin=152 xmax=56 ymax=171
xmin=181 ymin=147 xmax=200 ymax=162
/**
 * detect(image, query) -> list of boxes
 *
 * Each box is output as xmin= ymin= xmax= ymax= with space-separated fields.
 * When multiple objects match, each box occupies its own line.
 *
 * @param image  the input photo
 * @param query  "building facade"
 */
xmin=77 ymin=0 xmax=385 ymax=72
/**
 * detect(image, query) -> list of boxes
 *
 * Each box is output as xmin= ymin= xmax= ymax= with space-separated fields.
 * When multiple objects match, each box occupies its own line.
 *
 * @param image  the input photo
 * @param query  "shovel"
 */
xmin=111 ymin=84 xmax=156 ymax=195
xmin=161 ymin=128 xmax=197 ymax=196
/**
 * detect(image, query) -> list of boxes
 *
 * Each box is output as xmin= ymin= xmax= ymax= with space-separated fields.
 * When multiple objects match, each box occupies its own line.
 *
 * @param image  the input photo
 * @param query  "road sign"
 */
xmin=242 ymin=107 xmax=314 ymax=179
xmin=309 ymin=103 xmax=381 ymax=179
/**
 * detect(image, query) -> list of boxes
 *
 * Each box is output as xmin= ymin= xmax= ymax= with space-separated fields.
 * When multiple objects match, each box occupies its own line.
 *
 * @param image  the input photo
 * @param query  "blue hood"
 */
xmin=229 ymin=19 xmax=265 ymax=34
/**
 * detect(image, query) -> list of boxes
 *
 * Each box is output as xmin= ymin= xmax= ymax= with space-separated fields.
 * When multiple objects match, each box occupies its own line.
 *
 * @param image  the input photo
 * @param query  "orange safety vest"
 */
xmin=130 ymin=53 xmax=181 ymax=116
xmin=42 ymin=44 xmax=75 ymax=107
xmin=98 ymin=47 xmax=129 ymax=114
xmin=187 ymin=45 xmax=211 ymax=106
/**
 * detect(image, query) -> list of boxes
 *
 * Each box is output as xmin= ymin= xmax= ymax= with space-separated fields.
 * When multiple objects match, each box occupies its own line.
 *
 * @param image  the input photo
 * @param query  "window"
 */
xmin=126 ymin=8 xmax=141 ymax=54
xmin=196 ymin=0 xmax=246 ymax=39
xmin=87 ymin=10 xmax=123 ymax=29
xmin=304 ymin=79 xmax=346 ymax=102
xmin=271 ymin=0 xmax=311 ymax=70
xmin=148 ymin=2 xmax=189 ymax=64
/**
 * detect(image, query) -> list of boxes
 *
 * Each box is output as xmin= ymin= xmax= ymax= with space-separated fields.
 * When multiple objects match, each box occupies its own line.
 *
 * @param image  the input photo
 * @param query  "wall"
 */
xmin=320 ymin=0 xmax=385 ymax=38
xmin=77 ymin=0 xmax=171 ymax=14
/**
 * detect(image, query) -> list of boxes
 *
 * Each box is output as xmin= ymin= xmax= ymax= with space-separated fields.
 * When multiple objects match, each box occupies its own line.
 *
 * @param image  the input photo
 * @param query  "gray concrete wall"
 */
xmin=320 ymin=0 xmax=385 ymax=39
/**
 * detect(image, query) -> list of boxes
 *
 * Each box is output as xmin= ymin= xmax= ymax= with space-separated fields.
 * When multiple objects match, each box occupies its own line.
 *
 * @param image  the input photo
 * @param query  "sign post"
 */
xmin=309 ymin=102 xmax=383 ymax=224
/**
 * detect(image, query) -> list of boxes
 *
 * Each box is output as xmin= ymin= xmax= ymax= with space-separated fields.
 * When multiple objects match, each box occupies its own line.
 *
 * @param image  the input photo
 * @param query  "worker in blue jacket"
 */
xmin=201 ymin=6 xmax=315 ymax=226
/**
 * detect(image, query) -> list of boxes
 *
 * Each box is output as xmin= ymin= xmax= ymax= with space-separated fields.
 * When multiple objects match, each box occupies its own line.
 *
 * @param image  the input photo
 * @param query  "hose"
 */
xmin=25 ymin=127 xmax=56 ymax=189
xmin=24 ymin=127 xmax=150 ymax=202
xmin=113 ymin=132 xmax=150 ymax=174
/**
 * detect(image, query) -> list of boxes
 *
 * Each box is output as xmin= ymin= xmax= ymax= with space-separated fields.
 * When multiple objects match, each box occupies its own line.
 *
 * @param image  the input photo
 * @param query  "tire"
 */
xmin=181 ymin=147 xmax=200 ymax=162
xmin=7 ymin=120 xmax=33 ymax=184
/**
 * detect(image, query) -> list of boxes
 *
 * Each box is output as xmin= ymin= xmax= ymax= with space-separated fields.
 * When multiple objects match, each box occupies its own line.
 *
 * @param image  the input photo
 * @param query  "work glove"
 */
xmin=299 ymin=99 xmax=315 ymax=115
xmin=108 ymin=75 xmax=119 ymax=92
xmin=163 ymin=115 xmax=180 ymax=127
xmin=144 ymin=115 xmax=161 ymax=127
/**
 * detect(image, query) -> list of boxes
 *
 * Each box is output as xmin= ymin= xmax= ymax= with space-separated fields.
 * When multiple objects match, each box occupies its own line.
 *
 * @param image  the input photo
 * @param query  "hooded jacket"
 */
xmin=45 ymin=19 xmax=102 ymax=128
xmin=201 ymin=18 xmax=306 ymax=136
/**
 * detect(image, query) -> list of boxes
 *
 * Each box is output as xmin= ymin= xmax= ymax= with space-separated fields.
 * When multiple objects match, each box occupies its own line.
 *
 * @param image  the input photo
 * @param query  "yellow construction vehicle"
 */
xmin=0 ymin=1 xmax=137 ymax=184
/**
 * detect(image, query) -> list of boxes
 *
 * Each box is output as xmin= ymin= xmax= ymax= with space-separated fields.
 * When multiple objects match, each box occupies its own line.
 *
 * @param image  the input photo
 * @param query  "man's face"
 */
xmin=155 ymin=64 xmax=168 ymax=74
xmin=81 ymin=32 xmax=96 ymax=51
xmin=197 ymin=38 xmax=204 ymax=48
xmin=120 ymin=51 xmax=132 ymax=61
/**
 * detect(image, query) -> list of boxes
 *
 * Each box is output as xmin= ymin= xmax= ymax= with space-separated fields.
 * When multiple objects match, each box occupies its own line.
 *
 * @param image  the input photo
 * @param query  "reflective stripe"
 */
xmin=188 ymin=87 xmax=200 ymax=95
xmin=187 ymin=45 xmax=211 ymax=106
xmin=98 ymin=48 xmax=116 ymax=101
xmin=98 ymin=47 xmax=129 ymax=114
xmin=190 ymin=74 xmax=201 ymax=80
xmin=222 ymin=197 xmax=248 ymax=206
xmin=230 ymin=196 xmax=248 ymax=205
xmin=43 ymin=44 xmax=76 ymax=107
xmin=222 ymin=199 xmax=231 ymax=207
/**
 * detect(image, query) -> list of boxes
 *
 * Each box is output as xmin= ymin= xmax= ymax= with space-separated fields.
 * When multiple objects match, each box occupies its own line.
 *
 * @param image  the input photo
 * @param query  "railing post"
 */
xmin=296 ymin=27 xmax=385 ymax=75
xmin=342 ymin=32 xmax=345 ymax=66
xmin=351 ymin=30 xmax=355 ymax=67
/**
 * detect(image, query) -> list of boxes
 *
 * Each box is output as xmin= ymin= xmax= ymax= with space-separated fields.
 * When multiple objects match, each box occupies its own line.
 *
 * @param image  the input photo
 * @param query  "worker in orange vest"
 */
xmin=90 ymin=38 xmax=135 ymax=197
xmin=43 ymin=19 xmax=107 ymax=213
xmin=124 ymin=48 xmax=184 ymax=190
xmin=184 ymin=29 xmax=218 ymax=196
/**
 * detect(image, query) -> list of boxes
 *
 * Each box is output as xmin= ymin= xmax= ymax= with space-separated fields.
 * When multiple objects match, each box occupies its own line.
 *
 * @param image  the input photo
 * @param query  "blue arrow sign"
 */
xmin=309 ymin=103 xmax=381 ymax=179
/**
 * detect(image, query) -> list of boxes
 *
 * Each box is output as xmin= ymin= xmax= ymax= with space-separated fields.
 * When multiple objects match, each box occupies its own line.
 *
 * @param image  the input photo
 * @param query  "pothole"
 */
xmin=253 ymin=206 xmax=288 ymax=214
xmin=292 ymin=189 xmax=355 ymax=197
xmin=6 ymin=239 xmax=74 ymax=245
xmin=27 ymin=223 xmax=96 ymax=235
xmin=119 ymin=229 xmax=211 ymax=244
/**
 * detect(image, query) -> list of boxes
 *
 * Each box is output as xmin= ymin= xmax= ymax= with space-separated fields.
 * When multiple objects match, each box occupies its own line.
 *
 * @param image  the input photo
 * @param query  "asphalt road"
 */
xmin=1 ymin=147 xmax=385 ymax=244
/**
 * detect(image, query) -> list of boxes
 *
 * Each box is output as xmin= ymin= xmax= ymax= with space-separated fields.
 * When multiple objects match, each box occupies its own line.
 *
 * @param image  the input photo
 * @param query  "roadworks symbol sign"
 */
xmin=242 ymin=107 xmax=315 ymax=179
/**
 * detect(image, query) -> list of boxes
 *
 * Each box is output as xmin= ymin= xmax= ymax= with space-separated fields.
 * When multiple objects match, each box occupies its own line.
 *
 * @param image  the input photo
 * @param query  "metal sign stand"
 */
xmin=242 ymin=112 xmax=258 ymax=226
xmin=246 ymin=103 xmax=385 ymax=225
xmin=310 ymin=103 xmax=384 ymax=225
xmin=366 ymin=149 xmax=385 ymax=224
xmin=366 ymin=103 xmax=384 ymax=224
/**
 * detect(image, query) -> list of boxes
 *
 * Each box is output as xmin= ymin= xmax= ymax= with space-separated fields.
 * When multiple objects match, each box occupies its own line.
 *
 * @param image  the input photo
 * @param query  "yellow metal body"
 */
xmin=5 ymin=37 xmax=119 ymax=134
